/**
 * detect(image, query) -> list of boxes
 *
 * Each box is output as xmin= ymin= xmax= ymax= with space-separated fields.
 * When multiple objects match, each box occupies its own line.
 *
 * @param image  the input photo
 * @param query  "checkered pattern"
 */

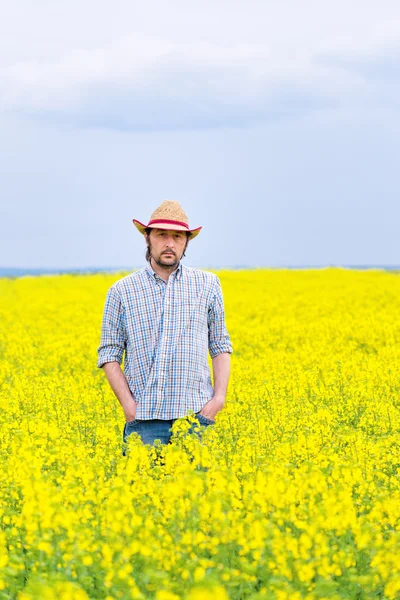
xmin=97 ymin=262 xmax=233 ymax=420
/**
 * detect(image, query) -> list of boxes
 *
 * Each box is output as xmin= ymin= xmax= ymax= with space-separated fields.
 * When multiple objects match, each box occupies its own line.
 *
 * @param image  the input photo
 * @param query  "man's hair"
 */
xmin=144 ymin=227 xmax=191 ymax=263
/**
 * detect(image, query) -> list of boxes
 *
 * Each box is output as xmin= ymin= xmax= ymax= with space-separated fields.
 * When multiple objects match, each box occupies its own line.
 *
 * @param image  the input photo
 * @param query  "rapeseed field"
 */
xmin=1 ymin=268 xmax=400 ymax=600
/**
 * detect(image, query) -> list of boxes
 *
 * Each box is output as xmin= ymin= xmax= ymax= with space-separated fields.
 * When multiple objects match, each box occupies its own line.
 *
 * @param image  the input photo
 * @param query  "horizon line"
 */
xmin=1 ymin=264 xmax=400 ymax=278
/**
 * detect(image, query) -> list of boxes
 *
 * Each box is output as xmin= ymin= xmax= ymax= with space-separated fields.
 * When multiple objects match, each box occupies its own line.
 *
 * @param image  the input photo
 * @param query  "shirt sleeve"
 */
xmin=208 ymin=276 xmax=233 ymax=358
xmin=97 ymin=285 xmax=127 ymax=368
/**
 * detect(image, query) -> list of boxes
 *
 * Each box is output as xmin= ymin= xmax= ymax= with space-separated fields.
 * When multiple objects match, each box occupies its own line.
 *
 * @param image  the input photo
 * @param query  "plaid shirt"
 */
xmin=97 ymin=262 xmax=233 ymax=420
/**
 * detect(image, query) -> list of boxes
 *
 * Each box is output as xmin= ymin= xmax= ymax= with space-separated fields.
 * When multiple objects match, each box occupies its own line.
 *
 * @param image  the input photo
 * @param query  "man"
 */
xmin=97 ymin=200 xmax=233 ymax=447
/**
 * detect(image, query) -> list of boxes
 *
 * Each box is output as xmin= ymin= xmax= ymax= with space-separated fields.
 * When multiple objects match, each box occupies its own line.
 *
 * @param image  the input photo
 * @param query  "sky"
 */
xmin=1 ymin=0 xmax=400 ymax=269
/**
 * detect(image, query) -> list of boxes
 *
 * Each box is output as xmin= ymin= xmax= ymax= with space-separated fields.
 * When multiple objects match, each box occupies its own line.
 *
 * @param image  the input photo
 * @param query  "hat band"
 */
xmin=148 ymin=218 xmax=189 ymax=229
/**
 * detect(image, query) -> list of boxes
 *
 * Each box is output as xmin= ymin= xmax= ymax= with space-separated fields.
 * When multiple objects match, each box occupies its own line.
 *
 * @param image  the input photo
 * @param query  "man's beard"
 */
xmin=148 ymin=243 xmax=179 ymax=268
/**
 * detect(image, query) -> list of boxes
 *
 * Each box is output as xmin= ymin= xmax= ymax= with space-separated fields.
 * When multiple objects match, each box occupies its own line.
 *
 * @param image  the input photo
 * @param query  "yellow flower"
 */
xmin=2 ymin=269 xmax=400 ymax=599
xmin=186 ymin=586 xmax=229 ymax=600
xmin=156 ymin=592 xmax=180 ymax=600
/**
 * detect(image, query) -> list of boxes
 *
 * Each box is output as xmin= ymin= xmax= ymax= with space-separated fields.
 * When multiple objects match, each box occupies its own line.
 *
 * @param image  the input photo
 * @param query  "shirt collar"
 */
xmin=145 ymin=261 xmax=183 ymax=282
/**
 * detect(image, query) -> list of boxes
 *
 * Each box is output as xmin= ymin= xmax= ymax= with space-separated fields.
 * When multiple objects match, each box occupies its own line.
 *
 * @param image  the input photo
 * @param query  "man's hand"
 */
xmin=124 ymin=400 xmax=139 ymax=423
xmin=198 ymin=395 xmax=225 ymax=421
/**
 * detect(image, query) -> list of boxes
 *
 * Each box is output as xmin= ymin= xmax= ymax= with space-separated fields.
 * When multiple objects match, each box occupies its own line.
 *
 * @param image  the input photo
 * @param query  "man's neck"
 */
xmin=150 ymin=258 xmax=180 ymax=282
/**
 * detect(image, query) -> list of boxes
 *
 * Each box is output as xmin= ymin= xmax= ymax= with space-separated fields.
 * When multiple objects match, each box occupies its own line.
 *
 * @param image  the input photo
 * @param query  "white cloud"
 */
xmin=0 ymin=2 xmax=400 ymax=130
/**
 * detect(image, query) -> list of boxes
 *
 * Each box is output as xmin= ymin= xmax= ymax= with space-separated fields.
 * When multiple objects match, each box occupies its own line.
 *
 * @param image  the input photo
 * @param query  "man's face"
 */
xmin=147 ymin=228 xmax=189 ymax=268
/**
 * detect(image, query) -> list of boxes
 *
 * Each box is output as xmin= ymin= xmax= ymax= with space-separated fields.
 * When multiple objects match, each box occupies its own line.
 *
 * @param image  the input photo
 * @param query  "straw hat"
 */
xmin=132 ymin=200 xmax=202 ymax=239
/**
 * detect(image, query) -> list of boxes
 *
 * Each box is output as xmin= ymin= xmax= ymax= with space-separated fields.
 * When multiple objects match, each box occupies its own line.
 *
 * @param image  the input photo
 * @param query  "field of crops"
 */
xmin=1 ymin=268 xmax=400 ymax=599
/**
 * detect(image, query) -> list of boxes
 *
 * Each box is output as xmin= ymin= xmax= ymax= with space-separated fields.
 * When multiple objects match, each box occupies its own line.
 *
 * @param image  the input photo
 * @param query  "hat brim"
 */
xmin=132 ymin=219 xmax=202 ymax=239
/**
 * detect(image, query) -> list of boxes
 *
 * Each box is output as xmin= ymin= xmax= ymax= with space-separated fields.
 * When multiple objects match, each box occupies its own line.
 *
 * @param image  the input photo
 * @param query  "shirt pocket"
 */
xmin=173 ymin=297 xmax=209 ymax=360
xmin=178 ymin=298 xmax=202 ymax=332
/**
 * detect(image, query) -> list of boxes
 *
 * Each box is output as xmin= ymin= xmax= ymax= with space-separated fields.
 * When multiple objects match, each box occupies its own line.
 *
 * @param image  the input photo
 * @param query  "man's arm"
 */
xmin=200 ymin=276 xmax=233 ymax=420
xmin=212 ymin=352 xmax=231 ymax=401
xmin=97 ymin=285 xmax=137 ymax=422
xmin=200 ymin=354 xmax=231 ymax=420
xmin=102 ymin=362 xmax=137 ymax=422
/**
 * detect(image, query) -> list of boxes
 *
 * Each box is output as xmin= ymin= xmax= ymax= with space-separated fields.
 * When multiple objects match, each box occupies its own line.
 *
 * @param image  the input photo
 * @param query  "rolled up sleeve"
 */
xmin=97 ymin=285 xmax=127 ymax=368
xmin=208 ymin=276 xmax=233 ymax=358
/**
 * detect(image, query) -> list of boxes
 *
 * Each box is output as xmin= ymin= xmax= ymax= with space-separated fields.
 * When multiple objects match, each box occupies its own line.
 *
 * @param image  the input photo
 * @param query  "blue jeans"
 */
xmin=122 ymin=412 xmax=215 ymax=453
